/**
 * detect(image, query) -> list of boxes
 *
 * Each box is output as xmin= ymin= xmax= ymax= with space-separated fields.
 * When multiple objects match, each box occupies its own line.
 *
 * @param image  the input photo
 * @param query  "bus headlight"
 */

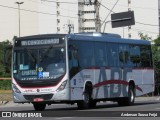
xmin=12 ymin=83 xmax=21 ymax=94
xmin=56 ymin=80 xmax=67 ymax=92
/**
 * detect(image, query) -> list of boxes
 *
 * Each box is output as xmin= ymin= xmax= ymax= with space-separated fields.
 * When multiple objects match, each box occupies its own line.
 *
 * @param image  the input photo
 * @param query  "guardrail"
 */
xmin=0 ymin=78 xmax=11 ymax=80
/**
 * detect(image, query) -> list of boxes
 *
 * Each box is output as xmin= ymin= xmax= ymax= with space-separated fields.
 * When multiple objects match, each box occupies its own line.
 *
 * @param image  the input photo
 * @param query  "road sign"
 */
xmin=111 ymin=11 xmax=135 ymax=28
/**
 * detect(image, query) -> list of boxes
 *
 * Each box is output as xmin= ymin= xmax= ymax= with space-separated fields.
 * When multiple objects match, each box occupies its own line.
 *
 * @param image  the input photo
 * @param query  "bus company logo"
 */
xmin=2 ymin=112 xmax=11 ymax=117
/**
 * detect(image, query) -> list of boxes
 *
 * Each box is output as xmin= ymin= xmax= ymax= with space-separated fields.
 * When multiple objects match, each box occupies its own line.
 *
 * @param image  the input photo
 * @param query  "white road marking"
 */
xmin=56 ymin=117 xmax=73 ymax=120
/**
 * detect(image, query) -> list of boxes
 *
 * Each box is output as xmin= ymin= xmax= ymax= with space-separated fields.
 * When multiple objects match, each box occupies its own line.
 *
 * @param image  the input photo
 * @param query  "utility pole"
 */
xmin=128 ymin=0 xmax=131 ymax=38
xmin=15 ymin=2 xmax=24 ymax=37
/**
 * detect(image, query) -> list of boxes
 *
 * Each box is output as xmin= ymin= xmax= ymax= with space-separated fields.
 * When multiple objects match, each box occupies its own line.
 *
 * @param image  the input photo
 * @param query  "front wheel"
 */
xmin=77 ymin=91 xmax=90 ymax=109
xmin=33 ymin=103 xmax=46 ymax=111
xmin=77 ymin=89 xmax=97 ymax=109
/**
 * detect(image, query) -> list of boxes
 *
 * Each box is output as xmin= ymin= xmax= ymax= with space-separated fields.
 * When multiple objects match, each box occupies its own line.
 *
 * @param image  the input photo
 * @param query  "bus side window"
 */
xmin=119 ymin=44 xmax=130 ymax=67
xmin=69 ymin=44 xmax=79 ymax=79
xmin=140 ymin=45 xmax=152 ymax=67
xmin=130 ymin=45 xmax=141 ymax=68
xmin=69 ymin=45 xmax=78 ymax=69
xmin=107 ymin=43 xmax=119 ymax=67
xmin=94 ymin=42 xmax=107 ymax=67
xmin=78 ymin=42 xmax=94 ymax=68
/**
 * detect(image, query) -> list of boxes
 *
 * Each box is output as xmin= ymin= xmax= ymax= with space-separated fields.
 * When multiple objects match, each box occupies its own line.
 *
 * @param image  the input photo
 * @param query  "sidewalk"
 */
xmin=135 ymin=96 xmax=160 ymax=101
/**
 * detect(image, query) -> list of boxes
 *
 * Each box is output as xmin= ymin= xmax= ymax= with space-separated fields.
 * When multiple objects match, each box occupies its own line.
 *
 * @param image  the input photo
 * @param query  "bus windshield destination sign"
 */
xmin=21 ymin=39 xmax=60 ymax=46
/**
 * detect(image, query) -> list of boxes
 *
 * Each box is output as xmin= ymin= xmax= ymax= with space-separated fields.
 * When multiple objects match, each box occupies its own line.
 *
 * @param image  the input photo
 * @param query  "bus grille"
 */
xmin=23 ymin=94 xmax=53 ymax=101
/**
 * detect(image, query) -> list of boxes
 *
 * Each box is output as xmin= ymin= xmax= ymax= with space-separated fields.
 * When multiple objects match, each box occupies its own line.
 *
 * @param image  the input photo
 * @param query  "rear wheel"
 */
xmin=127 ymin=85 xmax=135 ymax=105
xmin=33 ymin=103 xmax=46 ymax=111
xmin=118 ymin=85 xmax=135 ymax=106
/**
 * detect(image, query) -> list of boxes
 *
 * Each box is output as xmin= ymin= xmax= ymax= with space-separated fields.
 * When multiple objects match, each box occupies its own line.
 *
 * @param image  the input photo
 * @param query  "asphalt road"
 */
xmin=0 ymin=97 xmax=160 ymax=120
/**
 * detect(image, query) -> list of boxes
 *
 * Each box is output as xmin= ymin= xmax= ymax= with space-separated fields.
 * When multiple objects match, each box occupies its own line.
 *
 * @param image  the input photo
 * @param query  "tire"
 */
xmin=33 ymin=103 xmax=46 ymax=111
xmin=77 ymin=91 xmax=90 ymax=109
xmin=77 ymin=83 xmax=96 ymax=109
xmin=90 ymin=99 xmax=97 ymax=108
xmin=118 ymin=85 xmax=135 ymax=106
xmin=127 ymin=85 xmax=135 ymax=105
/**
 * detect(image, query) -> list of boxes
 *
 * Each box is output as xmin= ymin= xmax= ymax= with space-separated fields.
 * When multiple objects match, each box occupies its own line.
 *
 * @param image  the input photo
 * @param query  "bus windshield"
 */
xmin=13 ymin=46 xmax=66 ymax=81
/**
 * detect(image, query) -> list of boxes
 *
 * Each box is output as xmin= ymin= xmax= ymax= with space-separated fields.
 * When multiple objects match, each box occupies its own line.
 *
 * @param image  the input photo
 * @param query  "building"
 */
xmin=0 ymin=0 xmax=159 ymax=41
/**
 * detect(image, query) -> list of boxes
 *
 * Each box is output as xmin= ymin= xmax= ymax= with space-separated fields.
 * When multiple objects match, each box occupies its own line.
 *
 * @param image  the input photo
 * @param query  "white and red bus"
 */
xmin=9 ymin=33 xmax=154 ymax=110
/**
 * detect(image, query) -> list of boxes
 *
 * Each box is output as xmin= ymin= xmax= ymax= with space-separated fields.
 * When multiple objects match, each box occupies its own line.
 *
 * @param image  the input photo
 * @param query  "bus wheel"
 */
xmin=77 ymin=91 xmax=90 ymax=109
xmin=77 ymin=82 xmax=96 ymax=109
xmin=127 ymin=85 xmax=135 ymax=105
xmin=90 ymin=99 xmax=97 ymax=108
xmin=118 ymin=85 xmax=135 ymax=106
xmin=33 ymin=103 xmax=46 ymax=111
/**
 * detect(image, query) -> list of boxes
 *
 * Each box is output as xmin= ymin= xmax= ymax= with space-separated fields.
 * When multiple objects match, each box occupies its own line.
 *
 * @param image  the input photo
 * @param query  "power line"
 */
xmin=0 ymin=1 xmax=158 ymax=33
xmin=101 ymin=0 xmax=120 ymax=27
xmin=40 ymin=0 xmax=77 ymax=4
xmin=100 ymin=2 xmax=159 ymax=28
xmin=99 ymin=3 xmax=115 ymax=13
xmin=136 ymin=21 xmax=159 ymax=27
xmin=102 ymin=1 xmax=158 ymax=11
xmin=27 ymin=0 xmax=77 ymax=13
xmin=42 ymin=0 xmax=158 ymax=11
xmin=131 ymin=28 xmax=159 ymax=35
xmin=101 ymin=19 xmax=159 ymax=35
xmin=0 ymin=4 xmax=78 ymax=19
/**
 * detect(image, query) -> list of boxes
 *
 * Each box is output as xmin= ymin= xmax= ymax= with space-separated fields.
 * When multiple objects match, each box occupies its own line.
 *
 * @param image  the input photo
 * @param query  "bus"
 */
xmin=7 ymin=32 xmax=154 ymax=110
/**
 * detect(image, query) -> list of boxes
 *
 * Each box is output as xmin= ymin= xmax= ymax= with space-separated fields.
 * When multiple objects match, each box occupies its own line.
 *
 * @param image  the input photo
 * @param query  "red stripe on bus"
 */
xmin=93 ymin=80 xmax=143 ymax=92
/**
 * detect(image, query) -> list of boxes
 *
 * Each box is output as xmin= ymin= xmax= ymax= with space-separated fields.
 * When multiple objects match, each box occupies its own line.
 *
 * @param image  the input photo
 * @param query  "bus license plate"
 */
xmin=33 ymin=98 xmax=44 ymax=102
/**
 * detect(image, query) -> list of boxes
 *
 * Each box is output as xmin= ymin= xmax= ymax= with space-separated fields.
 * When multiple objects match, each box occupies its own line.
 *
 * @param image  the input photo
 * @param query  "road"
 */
xmin=0 ymin=97 xmax=160 ymax=120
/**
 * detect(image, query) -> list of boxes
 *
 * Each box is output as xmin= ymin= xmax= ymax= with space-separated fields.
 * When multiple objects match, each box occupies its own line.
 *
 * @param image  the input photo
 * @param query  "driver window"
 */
xmin=68 ymin=44 xmax=79 ymax=78
xmin=69 ymin=45 xmax=78 ymax=69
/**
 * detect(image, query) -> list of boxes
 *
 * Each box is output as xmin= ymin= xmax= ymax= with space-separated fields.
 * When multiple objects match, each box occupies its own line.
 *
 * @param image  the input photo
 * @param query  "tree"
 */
xmin=0 ymin=40 xmax=12 ymax=77
xmin=138 ymin=32 xmax=152 ymax=41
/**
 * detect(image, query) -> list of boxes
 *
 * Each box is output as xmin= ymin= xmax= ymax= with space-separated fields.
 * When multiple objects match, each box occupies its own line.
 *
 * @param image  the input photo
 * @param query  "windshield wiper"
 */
xmin=25 ymin=48 xmax=37 ymax=63
xmin=40 ymin=46 xmax=53 ymax=63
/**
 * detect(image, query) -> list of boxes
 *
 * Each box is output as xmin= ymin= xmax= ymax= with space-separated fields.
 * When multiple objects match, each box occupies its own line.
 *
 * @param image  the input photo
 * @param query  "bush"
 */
xmin=0 ymin=80 xmax=11 ymax=90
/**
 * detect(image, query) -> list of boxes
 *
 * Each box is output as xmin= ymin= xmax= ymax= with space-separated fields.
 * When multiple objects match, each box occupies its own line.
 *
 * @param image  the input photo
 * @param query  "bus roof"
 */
xmin=67 ymin=32 xmax=151 ymax=45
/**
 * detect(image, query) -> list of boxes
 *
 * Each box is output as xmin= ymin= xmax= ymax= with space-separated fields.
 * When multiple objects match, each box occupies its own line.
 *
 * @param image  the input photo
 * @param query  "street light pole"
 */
xmin=15 ymin=2 xmax=24 ymax=37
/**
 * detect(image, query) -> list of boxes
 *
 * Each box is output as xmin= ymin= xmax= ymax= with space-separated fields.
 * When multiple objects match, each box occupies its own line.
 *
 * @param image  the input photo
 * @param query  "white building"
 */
xmin=0 ymin=0 xmax=159 ymax=41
